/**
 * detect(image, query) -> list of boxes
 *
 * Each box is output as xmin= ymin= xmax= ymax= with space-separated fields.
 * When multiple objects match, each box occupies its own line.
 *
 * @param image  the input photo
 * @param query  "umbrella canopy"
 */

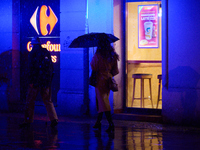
xmin=69 ymin=32 xmax=119 ymax=48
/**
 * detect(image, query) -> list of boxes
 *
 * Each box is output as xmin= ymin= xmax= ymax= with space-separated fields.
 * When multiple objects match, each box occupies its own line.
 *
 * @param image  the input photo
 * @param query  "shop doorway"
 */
xmin=126 ymin=1 xmax=162 ymax=111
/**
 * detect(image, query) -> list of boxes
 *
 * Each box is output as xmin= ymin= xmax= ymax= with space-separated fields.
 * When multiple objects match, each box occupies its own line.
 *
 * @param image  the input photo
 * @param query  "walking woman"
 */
xmin=90 ymin=38 xmax=119 ymax=132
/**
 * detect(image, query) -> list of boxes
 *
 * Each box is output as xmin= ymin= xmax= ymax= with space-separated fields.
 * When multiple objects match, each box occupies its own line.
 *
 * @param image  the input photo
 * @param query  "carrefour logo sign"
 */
xmin=30 ymin=5 xmax=58 ymax=36
xmin=28 ymin=5 xmax=60 ymax=63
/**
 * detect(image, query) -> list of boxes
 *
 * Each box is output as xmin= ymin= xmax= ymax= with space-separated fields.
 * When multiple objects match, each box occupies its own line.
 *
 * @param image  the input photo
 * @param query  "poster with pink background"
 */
xmin=138 ymin=5 xmax=159 ymax=48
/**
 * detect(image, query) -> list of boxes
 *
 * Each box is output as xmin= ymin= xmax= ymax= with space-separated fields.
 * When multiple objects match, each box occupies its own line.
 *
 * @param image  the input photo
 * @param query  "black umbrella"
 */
xmin=69 ymin=32 xmax=119 ymax=48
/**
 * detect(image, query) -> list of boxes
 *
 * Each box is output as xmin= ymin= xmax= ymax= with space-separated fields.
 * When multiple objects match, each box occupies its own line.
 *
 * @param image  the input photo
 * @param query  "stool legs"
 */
xmin=132 ymin=78 xmax=136 ymax=106
xmin=141 ymin=79 xmax=144 ymax=108
xmin=132 ymin=78 xmax=153 ymax=108
xmin=156 ymin=78 xmax=161 ymax=108
xmin=149 ymin=79 xmax=154 ymax=108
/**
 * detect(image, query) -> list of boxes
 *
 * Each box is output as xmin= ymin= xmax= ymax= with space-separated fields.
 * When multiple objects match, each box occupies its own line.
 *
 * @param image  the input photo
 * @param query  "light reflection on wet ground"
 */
xmin=1 ymin=113 xmax=200 ymax=149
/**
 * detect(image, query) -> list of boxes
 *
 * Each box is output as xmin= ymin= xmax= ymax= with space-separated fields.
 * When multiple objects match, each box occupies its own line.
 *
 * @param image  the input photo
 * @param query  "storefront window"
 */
xmin=126 ymin=1 xmax=162 ymax=109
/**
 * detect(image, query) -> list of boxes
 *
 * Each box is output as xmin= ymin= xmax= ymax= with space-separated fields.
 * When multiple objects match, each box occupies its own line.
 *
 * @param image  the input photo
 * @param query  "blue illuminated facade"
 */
xmin=1 ymin=0 xmax=200 ymax=126
xmin=161 ymin=0 xmax=200 ymax=126
xmin=0 ymin=0 xmax=115 ymax=117
xmin=57 ymin=0 xmax=115 ymax=116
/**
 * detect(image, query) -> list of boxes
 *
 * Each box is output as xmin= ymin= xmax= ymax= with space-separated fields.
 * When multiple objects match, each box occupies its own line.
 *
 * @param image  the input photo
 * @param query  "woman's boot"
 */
xmin=105 ymin=111 xmax=114 ymax=132
xmin=93 ymin=112 xmax=103 ymax=130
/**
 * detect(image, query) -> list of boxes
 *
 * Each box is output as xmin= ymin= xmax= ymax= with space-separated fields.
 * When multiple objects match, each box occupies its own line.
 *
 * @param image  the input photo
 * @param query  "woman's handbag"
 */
xmin=89 ymin=70 xmax=97 ymax=87
xmin=108 ymin=77 xmax=118 ymax=92
xmin=103 ymin=60 xmax=118 ymax=92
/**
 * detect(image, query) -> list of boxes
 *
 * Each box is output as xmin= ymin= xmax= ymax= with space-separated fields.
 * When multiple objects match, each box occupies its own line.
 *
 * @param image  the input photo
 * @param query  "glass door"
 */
xmin=126 ymin=1 xmax=162 ymax=110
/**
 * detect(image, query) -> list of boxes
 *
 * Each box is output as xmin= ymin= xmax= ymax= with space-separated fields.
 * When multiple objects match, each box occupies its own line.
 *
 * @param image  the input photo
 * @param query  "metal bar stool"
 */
xmin=132 ymin=74 xmax=153 ymax=108
xmin=156 ymin=74 xmax=162 ymax=109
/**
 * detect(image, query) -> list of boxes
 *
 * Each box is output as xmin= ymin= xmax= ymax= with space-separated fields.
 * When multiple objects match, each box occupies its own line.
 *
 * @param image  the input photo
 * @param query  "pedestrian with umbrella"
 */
xmin=69 ymin=32 xmax=119 ymax=132
xmin=90 ymin=37 xmax=119 ymax=133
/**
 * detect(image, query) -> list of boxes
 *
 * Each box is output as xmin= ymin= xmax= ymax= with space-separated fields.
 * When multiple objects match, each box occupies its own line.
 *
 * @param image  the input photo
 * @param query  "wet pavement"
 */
xmin=1 ymin=113 xmax=200 ymax=149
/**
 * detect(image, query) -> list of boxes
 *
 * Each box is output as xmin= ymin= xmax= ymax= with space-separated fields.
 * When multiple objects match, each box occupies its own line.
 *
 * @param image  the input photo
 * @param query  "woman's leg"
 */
xmin=93 ymin=112 xmax=103 ymax=129
xmin=105 ymin=111 xmax=114 ymax=132
xmin=97 ymin=112 xmax=103 ymax=123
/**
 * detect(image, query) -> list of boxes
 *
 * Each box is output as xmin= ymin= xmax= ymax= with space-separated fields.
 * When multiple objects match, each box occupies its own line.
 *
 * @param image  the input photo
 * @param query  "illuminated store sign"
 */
xmin=27 ymin=40 xmax=60 ymax=63
xmin=30 ymin=5 xmax=58 ymax=36
xmin=28 ymin=5 xmax=60 ymax=63
xmin=27 ymin=41 xmax=61 ymax=52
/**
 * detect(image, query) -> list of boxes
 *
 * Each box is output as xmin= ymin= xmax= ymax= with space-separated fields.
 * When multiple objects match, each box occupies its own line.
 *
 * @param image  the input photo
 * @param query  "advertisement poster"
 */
xmin=138 ymin=5 xmax=159 ymax=48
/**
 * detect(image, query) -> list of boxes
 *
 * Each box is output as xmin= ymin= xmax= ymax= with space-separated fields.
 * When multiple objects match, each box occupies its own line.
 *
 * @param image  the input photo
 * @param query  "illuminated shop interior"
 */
xmin=126 ymin=1 xmax=162 ymax=109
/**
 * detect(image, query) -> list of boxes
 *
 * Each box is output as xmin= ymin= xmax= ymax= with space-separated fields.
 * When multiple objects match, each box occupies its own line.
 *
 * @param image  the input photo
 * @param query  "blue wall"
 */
xmin=162 ymin=0 xmax=200 ymax=126
xmin=0 ymin=0 xmax=12 ymax=52
xmin=0 ymin=0 xmax=12 ymax=112
xmin=58 ymin=0 xmax=114 ymax=117
xmin=57 ymin=0 xmax=86 ymax=116
xmin=88 ymin=0 xmax=114 ymax=115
